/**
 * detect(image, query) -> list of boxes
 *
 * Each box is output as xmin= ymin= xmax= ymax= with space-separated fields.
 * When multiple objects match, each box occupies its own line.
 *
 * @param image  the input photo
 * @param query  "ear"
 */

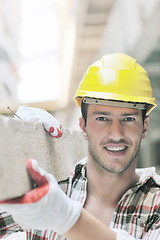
xmin=79 ymin=117 xmax=88 ymax=140
xmin=142 ymin=116 xmax=149 ymax=140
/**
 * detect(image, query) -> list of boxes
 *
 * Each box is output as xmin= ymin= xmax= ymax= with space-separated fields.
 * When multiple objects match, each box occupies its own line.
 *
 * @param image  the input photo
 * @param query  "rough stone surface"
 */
xmin=0 ymin=115 xmax=87 ymax=200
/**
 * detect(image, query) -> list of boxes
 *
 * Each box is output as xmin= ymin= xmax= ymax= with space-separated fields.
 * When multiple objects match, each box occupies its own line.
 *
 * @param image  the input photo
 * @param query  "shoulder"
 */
xmin=58 ymin=157 xmax=88 ymax=194
xmin=136 ymin=167 xmax=160 ymax=208
xmin=136 ymin=167 xmax=160 ymax=186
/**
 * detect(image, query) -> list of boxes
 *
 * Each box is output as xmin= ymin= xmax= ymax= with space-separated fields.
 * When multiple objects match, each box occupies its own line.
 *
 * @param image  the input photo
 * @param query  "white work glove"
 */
xmin=0 ymin=159 xmax=82 ymax=234
xmin=14 ymin=106 xmax=63 ymax=138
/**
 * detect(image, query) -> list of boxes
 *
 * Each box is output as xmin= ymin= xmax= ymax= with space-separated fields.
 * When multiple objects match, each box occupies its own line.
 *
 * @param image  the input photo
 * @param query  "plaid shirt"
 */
xmin=0 ymin=157 xmax=160 ymax=239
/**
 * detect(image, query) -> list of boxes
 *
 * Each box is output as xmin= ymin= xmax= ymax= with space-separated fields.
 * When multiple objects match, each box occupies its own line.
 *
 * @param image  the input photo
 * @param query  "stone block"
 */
xmin=0 ymin=115 xmax=87 ymax=200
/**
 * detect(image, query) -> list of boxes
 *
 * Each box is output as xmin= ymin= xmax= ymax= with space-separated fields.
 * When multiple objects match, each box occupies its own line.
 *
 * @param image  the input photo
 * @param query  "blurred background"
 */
xmin=0 ymin=0 xmax=160 ymax=170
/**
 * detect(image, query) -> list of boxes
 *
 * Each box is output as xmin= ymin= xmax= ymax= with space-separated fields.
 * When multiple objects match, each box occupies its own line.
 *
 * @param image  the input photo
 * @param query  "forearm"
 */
xmin=64 ymin=208 xmax=117 ymax=240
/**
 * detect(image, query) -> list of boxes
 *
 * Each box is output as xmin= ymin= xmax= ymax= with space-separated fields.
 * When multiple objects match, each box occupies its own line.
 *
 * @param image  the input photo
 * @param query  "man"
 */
xmin=0 ymin=53 xmax=159 ymax=240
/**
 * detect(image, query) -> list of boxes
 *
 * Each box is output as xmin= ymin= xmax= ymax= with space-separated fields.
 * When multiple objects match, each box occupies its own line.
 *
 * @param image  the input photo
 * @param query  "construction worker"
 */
xmin=0 ymin=53 xmax=159 ymax=240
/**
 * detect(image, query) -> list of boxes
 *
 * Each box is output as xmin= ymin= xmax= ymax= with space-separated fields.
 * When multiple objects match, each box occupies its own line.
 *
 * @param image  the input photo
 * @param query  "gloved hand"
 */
xmin=0 ymin=159 xmax=82 ymax=234
xmin=14 ymin=106 xmax=62 ymax=138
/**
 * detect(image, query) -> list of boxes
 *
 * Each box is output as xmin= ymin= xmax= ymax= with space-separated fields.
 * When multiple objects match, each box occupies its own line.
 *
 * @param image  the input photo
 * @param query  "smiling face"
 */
xmin=79 ymin=104 xmax=149 ymax=174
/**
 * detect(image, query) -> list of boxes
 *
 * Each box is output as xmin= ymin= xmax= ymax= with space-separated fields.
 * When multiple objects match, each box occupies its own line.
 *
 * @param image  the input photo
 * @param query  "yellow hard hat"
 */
xmin=74 ymin=53 xmax=156 ymax=115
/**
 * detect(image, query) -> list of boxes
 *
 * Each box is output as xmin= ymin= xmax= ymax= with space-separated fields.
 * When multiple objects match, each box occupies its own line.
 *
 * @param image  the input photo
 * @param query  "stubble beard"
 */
xmin=88 ymin=139 xmax=142 ymax=174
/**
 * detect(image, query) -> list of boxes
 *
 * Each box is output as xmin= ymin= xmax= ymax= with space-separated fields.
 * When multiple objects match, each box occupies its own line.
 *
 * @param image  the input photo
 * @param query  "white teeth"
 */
xmin=106 ymin=146 xmax=126 ymax=152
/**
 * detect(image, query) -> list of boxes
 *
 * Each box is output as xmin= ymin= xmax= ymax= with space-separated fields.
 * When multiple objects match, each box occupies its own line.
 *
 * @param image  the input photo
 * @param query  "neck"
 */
xmin=86 ymin=158 xmax=139 ymax=206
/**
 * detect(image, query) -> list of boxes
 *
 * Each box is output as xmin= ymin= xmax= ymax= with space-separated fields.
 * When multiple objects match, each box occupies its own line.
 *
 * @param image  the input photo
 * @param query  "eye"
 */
xmin=96 ymin=116 xmax=110 ymax=122
xmin=123 ymin=117 xmax=135 ymax=122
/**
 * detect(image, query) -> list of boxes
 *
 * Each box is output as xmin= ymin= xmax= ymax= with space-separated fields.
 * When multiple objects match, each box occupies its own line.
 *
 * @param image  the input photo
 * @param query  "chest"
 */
xmin=84 ymin=195 xmax=115 ymax=227
xmin=69 ymin=172 xmax=159 ymax=239
xmin=83 ymin=190 xmax=157 ymax=239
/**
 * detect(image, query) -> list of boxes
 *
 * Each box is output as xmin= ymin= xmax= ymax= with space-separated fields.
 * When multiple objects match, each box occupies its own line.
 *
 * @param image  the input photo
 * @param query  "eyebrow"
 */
xmin=121 ymin=112 xmax=139 ymax=117
xmin=92 ymin=111 xmax=112 ymax=116
xmin=92 ymin=111 xmax=140 ymax=117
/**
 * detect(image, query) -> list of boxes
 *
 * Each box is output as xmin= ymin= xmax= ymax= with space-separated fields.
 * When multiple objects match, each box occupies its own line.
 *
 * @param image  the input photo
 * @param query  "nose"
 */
xmin=108 ymin=119 xmax=124 ymax=141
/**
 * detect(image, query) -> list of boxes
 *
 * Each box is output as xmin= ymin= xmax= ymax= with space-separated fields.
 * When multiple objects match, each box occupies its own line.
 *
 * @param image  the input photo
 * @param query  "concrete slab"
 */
xmin=0 ymin=115 xmax=87 ymax=200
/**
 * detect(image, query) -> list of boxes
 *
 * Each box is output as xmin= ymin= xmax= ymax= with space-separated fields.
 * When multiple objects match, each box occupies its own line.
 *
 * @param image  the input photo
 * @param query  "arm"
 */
xmin=64 ymin=209 xmax=160 ymax=240
xmin=0 ymin=159 xmax=116 ymax=240
xmin=0 ymin=159 xmax=141 ymax=240
xmin=0 ymin=159 xmax=82 ymax=235
xmin=64 ymin=208 xmax=116 ymax=240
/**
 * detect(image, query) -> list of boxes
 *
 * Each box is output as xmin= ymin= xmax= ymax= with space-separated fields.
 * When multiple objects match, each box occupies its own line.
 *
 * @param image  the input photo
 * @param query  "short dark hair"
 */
xmin=142 ymin=108 xmax=147 ymax=123
xmin=81 ymin=101 xmax=88 ymax=125
xmin=81 ymin=100 xmax=147 ymax=125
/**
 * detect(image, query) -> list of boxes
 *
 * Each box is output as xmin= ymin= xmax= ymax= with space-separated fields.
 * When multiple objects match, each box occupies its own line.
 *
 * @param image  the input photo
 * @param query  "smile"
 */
xmin=104 ymin=146 xmax=127 ymax=152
